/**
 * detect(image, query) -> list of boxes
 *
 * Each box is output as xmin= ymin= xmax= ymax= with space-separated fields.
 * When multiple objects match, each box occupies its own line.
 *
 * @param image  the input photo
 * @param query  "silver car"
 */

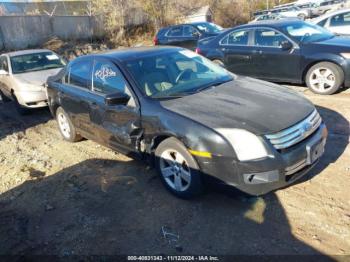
xmin=0 ymin=49 xmax=65 ymax=114
xmin=311 ymin=8 xmax=350 ymax=36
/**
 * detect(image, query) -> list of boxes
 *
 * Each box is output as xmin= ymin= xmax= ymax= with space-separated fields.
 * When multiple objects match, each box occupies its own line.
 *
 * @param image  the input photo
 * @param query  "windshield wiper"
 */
xmin=195 ymin=78 xmax=233 ymax=93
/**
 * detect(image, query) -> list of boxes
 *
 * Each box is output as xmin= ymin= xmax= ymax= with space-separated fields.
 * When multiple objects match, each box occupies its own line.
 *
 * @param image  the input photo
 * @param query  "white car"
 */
xmin=311 ymin=8 xmax=350 ymax=36
xmin=0 ymin=49 xmax=66 ymax=114
xmin=251 ymin=14 xmax=289 ymax=23
xmin=271 ymin=6 xmax=310 ymax=20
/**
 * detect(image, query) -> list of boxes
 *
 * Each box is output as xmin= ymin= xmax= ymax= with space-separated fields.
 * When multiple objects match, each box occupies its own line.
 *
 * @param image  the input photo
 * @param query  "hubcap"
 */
xmin=57 ymin=112 xmax=71 ymax=138
xmin=160 ymin=149 xmax=191 ymax=192
xmin=309 ymin=67 xmax=336 ymax=93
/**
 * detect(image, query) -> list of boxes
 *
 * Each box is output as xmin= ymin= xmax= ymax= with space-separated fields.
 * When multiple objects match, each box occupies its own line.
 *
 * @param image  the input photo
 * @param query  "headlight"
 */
xmin=216 ymin=128 xmax=268 ymax=161
xmin=341 ymin=53 xmax=350 ymax=59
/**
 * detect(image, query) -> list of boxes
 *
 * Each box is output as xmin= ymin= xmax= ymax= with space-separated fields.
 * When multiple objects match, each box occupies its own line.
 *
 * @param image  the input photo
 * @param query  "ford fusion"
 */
xmin=197 ymin=20 xmax=350 ymax=95
xmin=47 ymin=47 xmax=327 ymax=199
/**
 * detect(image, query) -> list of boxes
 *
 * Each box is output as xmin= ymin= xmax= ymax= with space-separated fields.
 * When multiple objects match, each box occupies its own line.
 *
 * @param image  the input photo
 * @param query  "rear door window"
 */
xmin=254 ymin=29 xmax=288 ymax=48
xmin=68 ymin=60 xmax=93 ymax=89
xmin=167 ymin=26 xmax=184 ymax=37
xmin=221 ymin=30 xmax=250 ymax=45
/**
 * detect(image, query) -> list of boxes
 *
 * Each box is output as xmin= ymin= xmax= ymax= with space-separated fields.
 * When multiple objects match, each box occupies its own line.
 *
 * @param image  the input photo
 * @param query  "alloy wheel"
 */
xmin=57 ymin=112 xmax=71 ymax=139
xmin=309 ymin=67 xmax=336 ymax=93
xmin=159 ymin=149 xmax=191 ymax=192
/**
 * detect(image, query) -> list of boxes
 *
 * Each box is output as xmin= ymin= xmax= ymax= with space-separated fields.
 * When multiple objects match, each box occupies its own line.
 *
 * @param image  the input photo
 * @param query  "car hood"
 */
xmin=312 ymin=36 xmax=350 ymax=48
xmin=14 ymin=68 xmax=63 ymax=86
xmin=160 ymin=76 xmax=315 ymax=135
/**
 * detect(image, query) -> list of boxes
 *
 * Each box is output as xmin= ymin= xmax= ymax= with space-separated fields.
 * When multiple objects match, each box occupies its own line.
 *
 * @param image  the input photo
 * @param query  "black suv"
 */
xmin=154 ymin=22 xmax=223 ymax=51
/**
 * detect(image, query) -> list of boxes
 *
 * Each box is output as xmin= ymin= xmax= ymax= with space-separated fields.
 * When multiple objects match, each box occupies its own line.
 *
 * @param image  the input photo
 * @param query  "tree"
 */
xmin=135 ymin=0 xmax=171 ymax=31
xmin=91 ymin=0 xmax=130 ymax=45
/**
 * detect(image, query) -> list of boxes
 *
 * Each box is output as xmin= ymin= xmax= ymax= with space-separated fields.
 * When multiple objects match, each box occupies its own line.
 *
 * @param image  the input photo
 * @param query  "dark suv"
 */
xmin=154 ymin=22 xmax=223 ymax=51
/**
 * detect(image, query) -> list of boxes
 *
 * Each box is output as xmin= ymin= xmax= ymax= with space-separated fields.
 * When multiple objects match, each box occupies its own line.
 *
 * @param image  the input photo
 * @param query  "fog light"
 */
xmin=243 ymin=170 xmax=279 ymax=185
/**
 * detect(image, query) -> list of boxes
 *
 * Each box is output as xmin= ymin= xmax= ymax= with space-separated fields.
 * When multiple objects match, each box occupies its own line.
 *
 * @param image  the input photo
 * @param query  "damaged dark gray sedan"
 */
xmin=46 ymin=46 xmax=328 ymax=198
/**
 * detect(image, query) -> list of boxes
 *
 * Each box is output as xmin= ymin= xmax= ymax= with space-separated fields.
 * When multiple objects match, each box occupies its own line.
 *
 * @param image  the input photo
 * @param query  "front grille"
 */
xmin=265 ymin=110 xmax=322 ymax=150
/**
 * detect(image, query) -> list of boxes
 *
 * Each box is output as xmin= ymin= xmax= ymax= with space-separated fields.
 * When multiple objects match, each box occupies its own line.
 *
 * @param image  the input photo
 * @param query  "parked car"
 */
xmin=250 ymin=14 xmax=289 ymax=23
xmin=253 ymin=9 xmax=270 ymax=17
xmin=270 ymin=6 xmax=309 ymax=20
xmin=311 ymin=8 xmax=350 ymax=36
xmin=313 ymin=0 xmax=345 ymax=16
xmin=0 ymin=49 xmax=66 ymax=114
xmin=47 ymin=46 xmax=327 ymax=198
xmin=196 ymin=20 xmax=350 ymax=95
xmin=154 ymin=22 xmax=224 ymax=51
xmin=296 ymin=2 xmax=320 ymax=18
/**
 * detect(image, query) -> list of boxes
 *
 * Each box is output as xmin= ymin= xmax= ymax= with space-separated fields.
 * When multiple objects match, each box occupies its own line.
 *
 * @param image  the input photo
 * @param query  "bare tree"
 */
xmin=91 ymin=0 xmax=130 ymax=45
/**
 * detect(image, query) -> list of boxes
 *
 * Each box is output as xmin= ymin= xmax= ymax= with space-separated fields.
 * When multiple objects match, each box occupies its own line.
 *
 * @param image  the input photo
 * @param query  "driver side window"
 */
xmin=92 ymin=60 xmax=135 ymax=107
xmin=183 ymin=26 xmax=199 ymax=37
xmin=93 ymin=60 xmax=127 ymax=95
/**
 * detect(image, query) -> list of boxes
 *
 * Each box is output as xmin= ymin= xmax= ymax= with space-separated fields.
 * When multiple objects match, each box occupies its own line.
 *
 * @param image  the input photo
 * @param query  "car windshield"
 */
xmin=126 ymin=50 xmax=233 ymax=99
xmin=283 ymin=23 xmax=334 ymax=43
xmin=10 ymin=52 xmax=66 ymax=74
xmin=195 ymin=23 xmax=223 ymax=34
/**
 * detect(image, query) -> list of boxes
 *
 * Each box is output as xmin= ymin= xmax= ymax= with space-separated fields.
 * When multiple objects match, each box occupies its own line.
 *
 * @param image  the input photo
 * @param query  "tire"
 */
xmin=298 ymin=14 xmax=306 ymax=20
xmin=56 ymin=107 xmax=82 ymax=142
xmin=0 ymin=90 xmax=10 ymax=103
xmin=305 ymin=62 xmax=344 ymax=95
xmin=12 ymin=94 xmax=30 ymax=115
xmin=155 ymin=137 xmax=204 ymax=199
xmin=212 ymin=59 xmax=225 ymax=68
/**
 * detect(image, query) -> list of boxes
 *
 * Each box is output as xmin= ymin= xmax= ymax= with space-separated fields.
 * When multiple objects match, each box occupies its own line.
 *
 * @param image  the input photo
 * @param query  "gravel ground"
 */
xmin=0 ymin=85 xmax=349 ymax=258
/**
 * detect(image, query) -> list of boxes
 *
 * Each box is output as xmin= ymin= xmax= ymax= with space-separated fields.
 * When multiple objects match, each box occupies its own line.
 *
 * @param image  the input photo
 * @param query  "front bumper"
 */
xmin=15 ymin=90 xmax=48 ymax=108
xmin=196 ymin=123 xmax=328 ymax=196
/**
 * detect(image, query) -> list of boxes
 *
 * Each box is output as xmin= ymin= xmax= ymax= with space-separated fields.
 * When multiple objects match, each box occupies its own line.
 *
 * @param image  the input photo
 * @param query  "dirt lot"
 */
xmin=0 ymin=86 xmax=349 ymax=258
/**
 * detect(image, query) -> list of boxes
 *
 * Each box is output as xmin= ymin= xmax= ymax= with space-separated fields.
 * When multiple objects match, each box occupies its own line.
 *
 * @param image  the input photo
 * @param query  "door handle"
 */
xmin=252 ymin=50 xmax=263 ymax=54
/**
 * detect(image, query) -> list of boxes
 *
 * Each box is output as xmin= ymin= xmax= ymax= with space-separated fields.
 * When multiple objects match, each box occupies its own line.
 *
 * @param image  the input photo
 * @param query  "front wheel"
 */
xmin=298 ymin=14 xmax=306 ymax=20
xmin=155 ymin=137 xmax=204 ymax=199
xmin=305 ymin=62 xmax=344 ymax=95
xmin=12 ymin=94 xmax=30 ymax=115
xmin=0 ymin=90 xmax=10 ymax=103
xmin=212 ymin=59 xmax=225 ymax=68
xmin=56 ymin=107 xmax=82 ymax=142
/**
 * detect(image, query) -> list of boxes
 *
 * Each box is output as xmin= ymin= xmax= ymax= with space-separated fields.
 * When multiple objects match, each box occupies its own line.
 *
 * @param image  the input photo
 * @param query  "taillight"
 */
xmin=195 ymin=47 xmax=201 ymax=54
xmin=153 ymin=37 xmax=159 ymax=45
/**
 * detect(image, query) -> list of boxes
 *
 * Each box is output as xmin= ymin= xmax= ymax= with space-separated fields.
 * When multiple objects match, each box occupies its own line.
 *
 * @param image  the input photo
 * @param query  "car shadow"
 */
xmin=0 ymin=101 xmax=51 ymax=141
xmin=0 ymin=158 xmax=333 ymax=258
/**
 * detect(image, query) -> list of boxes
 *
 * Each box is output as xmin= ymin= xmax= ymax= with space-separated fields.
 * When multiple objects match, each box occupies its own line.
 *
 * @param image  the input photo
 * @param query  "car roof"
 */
xmin=236 ymin=19 xmax=303 ymax=29
xmin=312 ymin=8 xmax=350 ymax=22
xmin=3 ymin=49 xmax=54 ymax=57
xmin=75 ymin=46 xmax=184 ymax=63
xmin=163 ymin=21 xmax=213 ymax=29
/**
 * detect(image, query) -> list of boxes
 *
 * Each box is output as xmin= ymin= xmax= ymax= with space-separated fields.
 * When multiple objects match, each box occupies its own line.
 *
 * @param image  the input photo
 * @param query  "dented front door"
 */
xmin=88 ymin=58 xmax=142 ymax=155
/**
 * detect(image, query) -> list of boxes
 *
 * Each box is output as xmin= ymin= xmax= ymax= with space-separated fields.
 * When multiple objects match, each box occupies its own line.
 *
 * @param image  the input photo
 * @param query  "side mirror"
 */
xmin=192 ymin=31 xmax=201 ymax=38
xmin=0 ymin=69 xmax=8 ymax=75
xmin=105 ymin=92 xmax=130 ymax=106
xmin=281 ymin=41 xmax=293 ymax=51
